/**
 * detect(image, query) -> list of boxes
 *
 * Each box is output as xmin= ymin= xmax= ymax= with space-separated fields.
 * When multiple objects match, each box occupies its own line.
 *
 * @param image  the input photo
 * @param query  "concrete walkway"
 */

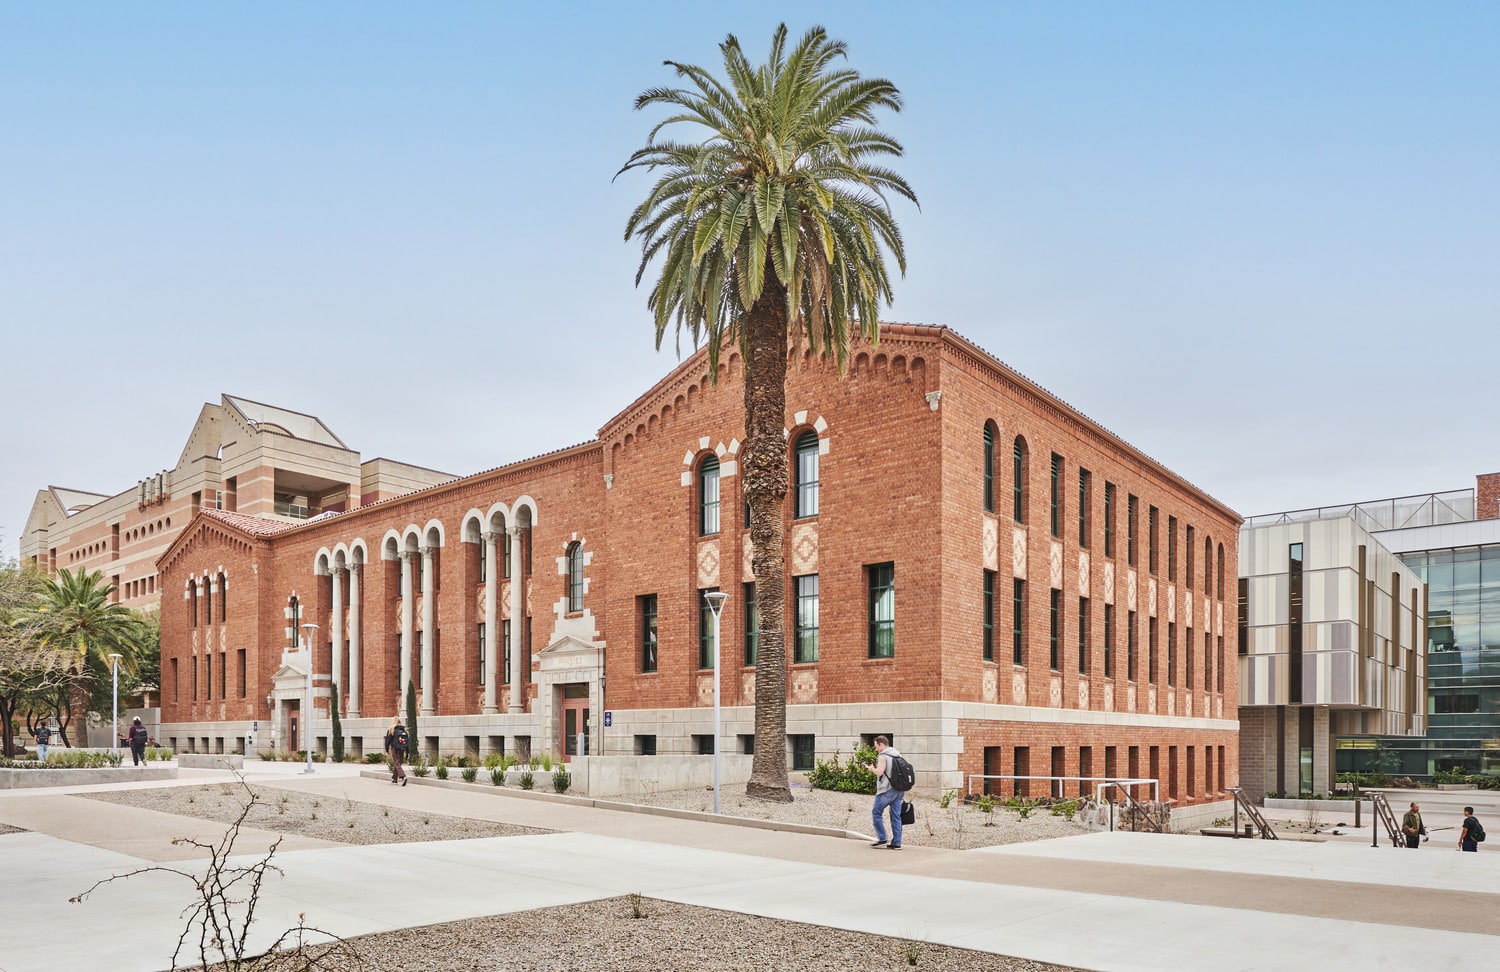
xmin=2 ymin=765 xmax=1497 ymax=972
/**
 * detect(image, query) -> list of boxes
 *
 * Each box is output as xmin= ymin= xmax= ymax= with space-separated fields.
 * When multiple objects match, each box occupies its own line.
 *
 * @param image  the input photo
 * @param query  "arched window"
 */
xmin=203 ymin=578 xmax=212 ymax=625
xmin=794 ymin=430 xmax=819 ymax=518
xmin=188 ymin=580 xmax=198 ymax=627
xmin=566 ymin=542 xmax=585 ymax=613
xmin=699 ymin=454 xmax=721 ymax=536
xmin=982 ymin=422 xmax=997 ymax=512
xmin=1204 ymin=536 xmax=1213 ymax=596
xmin=218 ymin=572 xmax=227 ymax=622
xmin=1012 ymin=436 xmax=1029 ymax=523
xmin=288 ymin=596 xmax=300 ymax=647
xmin=1216 ymin=543 xmax=1225 ymax=600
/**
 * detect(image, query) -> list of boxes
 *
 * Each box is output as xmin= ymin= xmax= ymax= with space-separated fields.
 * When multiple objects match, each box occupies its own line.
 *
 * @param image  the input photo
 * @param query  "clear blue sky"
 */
xmin=3 ymin=2 xmax=1497 ymax=557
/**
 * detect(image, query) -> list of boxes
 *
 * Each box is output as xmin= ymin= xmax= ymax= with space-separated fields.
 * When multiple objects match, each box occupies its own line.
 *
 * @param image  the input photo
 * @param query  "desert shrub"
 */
xmin=519 ymin=770 xmax=535 ymax=790
xmin=553 ymin=767 xmax=572 ymax=794
xmin=461 ymin=766 xmax=478 ymax=783
xmin=808 ymin=743 xmax=877 ymax=794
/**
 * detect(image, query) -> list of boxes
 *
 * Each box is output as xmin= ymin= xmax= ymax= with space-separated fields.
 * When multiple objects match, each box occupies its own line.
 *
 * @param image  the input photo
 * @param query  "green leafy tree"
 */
xmin=27 ymin=568 xmax=148 ymax=746
xmin=621 ymin=24 xmax=915 ymax=801
xmin=0 ymin=555 xmax=71 ymax=756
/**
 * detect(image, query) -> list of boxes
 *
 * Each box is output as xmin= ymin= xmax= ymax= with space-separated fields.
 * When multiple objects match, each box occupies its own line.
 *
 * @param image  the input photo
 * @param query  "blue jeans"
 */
xmin=35 ymin=743 xmax=48 ymax=763
xmin=873 ymin=788 xmax=904 ymax=845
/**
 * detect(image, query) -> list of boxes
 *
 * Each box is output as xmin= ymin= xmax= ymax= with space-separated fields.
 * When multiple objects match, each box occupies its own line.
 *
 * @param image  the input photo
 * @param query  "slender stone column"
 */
xmin=399 ymin=551 xmax=414 ymax=705
xmin=347 ymin=563 xmax=362 ymax=718
xmin=420 ymin=544 xmax=436 ymax=716
xmin=330 ymin=567 xmax=344 ymax=716
xmin=482 ymin=531 xmax=499 ymax=714
xmin=508 ymin=526 xmax=524 ymax=713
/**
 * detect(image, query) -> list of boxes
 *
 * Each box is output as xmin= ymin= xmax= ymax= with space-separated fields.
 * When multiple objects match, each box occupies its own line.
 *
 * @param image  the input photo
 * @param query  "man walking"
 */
xmin=1460 ymin=806 xmax=1484 ymax=852
xmin=865 ymin=735 xmax=904 ymax=850
xmin=32 ymin=720 xmax=51 ymax=763
xmin=1401 ymin=802 xmax=1426 ymax=848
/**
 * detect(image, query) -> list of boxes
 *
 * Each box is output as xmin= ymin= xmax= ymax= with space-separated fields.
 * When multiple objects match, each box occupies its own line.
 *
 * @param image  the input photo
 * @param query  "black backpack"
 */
xmin=885 ymin=752 xmax=916 ymax=792
xmin=1472 ymin=819 xmax=1486 ymax=843
xmin=392 ymin=726 xmax=409 ymax=752
xmin=130 ymin=725 xmax=148 ymax=746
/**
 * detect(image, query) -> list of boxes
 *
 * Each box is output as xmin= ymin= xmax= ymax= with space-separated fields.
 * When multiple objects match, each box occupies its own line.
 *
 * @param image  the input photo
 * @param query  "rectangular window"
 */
xmin=640 ymin=594 xmax=658 ymax=673
xmin=1167 ymin=620 xmax=1175 ymax=686
xmin=867 ymin=563 xmax=895 ymax=658
xmin=206 ymin=654 xmax=212 ymax=701
xmin=501 ymin=620 xmax=511 ymax=684
xmin=700 ymin=459 xmax=721 ymax=535
xmin=1168 ymin=516 xmax=1178 ymax=581
xmin=237 ymin=649 xmax=246 ymax=698
xmin=1148 ymin=506 xmax=1159 ymax=574
xmin=416 ymin=631 xmax=424 ymax=690
xmin=1078 ymin=596 xmax=1090 ymax=674
xmin=794 ymin=574 xmax=819 ymax=663
xmin=743 ymin=582 xmax=758 ymax=666
xmin=1238 ymin=578 xmax=1248 ymax=656
xmin=478 ymin=541 xmax=487 ymax=583
xmin=1185 ymin=625 xmax=1193 ymax=688
xmin=1205 ymin=630 xmax=1213 ymax=692
xmin=1103 ymin=603 xmax=1115 ymax=678
xmin=1127 ymin=494 xmax=1138 ymax=567
xmin=693 ymin=734 xmax=714 ymax=756
xmin=1217 ymin=635 xmax=1224 ymax=693
xmin=1078 ymin=469 xmax=1091 ymax=547
xmin=1289 ymin=542 xmax=1304 ymax=705
xmin=218 ymin=652 xmax=226 ymax=700
xmin=1104 ymin=483 xmax=1116 ymax=557
xmin=698 ymin=588 xmax=719 ymax=670
xmin=795 ymin=433 xmax=820 ymax=517
xmin=790 ymin=734 xmax=816 ymax=772
xmin=983 ymin=570 xmax=996 ymax=662
xmin=635 ymin=735 xmax=657 ymax=756
xmin=1049 ymin=453 xmax=1063 ymax=538
xmin=1147 ymin=617 xmax=1158 ymax=683
xmin=477 ymin=623 xmax=486 ymax=686
xmin=1013 ymin=578 xmax=1026 ymax=665
xmin=1049 ymin=588 xmax=1061 ymax=670
xmin=1186 ymin=526 xmax=1195 ymax=590
xmin=502 ymin=530 xmax=511 ymax=579
xmin=1127 ymin=610 xmax=1138 ymax=681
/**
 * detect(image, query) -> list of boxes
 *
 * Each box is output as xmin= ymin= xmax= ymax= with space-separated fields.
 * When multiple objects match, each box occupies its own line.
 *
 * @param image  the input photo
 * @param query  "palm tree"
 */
xmin=29 ymin=568 xmax=148 ymax=744
xmin=621 ymin=24 xmax=915 ymax=802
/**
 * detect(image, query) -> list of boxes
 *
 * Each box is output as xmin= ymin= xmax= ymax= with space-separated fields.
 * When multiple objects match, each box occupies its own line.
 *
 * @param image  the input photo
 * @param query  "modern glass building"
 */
xmin=1247 ymin=481 xmax=1500 ymax=782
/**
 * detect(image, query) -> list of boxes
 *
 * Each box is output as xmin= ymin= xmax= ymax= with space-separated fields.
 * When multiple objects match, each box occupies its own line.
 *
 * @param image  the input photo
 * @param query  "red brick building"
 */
xmin=158 ymin=324 xmax=1241 ymax=810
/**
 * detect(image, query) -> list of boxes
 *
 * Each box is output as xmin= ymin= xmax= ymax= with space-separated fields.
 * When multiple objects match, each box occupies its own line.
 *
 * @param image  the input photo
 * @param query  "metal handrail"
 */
xmin=1228 ymin=787 xmax=1277 ymax=839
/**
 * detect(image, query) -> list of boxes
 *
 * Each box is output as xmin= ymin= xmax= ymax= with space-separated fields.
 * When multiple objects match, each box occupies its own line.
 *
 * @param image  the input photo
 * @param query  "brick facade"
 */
xmin=1477 ymin=472 xmax=1500 ymax=520
xmin=157 ymin=325 xmax=1241 ymax=804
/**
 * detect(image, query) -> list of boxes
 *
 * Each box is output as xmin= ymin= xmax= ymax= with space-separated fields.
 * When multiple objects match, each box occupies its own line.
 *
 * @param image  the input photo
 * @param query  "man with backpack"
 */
xmin=1459 ymin=806 xmax=1484 ymax=852
xmin=128 ymin=717 xmax=149 ymax=766
xmin=31 ymin=720 xmax=51 ymax=763
xmin=866 ymin=735 xmax=911 ymax=850
xmin=384 ymin=718 xmax=409 ymax=786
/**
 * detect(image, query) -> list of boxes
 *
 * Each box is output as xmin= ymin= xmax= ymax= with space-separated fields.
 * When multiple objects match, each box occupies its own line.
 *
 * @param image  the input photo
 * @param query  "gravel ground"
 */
xmin=79 ymin=782 xmax=550 ymax=845
xmin=627 ymin=781 xmax=1091 ymax=849
xmin=307 ymin=896 xmax=1081 ymax=972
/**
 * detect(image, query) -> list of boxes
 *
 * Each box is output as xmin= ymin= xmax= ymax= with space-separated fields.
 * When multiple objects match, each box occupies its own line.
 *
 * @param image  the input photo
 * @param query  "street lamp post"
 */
xmin=704 ymin=591 xmax=729 ymax=815
xmin=302 ymin=622 xmax=319 ymax=775
xmin=108 ymin=653 xmax=123 ymax=755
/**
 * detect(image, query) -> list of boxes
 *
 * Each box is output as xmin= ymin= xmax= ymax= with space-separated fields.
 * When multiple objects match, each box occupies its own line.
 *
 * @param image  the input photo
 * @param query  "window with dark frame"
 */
xmin=1049 ymin=588 xmax=1061 ymax=670
xmin=1186 ymin=525 xmax=1195 ymax=590
xmin=501 ymin=620 xmax=511 ymax=684
xmin=1013 ymin=578 xmax=1025 ymax=665
xmin=566 ymin=542 xmax=584 ymax=613
xmin=1013 ymin=437 xmax=1028 ymax=523
xmin=743 ymin=582 xmax=758 ymax=666
xmin=1104 ymin=483 xmax=1115 ymax=557
xmin=1078 ymin=596 xmax=1089 ymax=674
xmin=1049 ymin=453 xmax=1063 ymax=537
xmin=1127 ymin=494 xmax=1138 ymax=566
xmin=1127 ymin=610 xmax=1138 ymax=680
xmin=1148 ymin=506 xmax=1158 ymax=574
xmin=867 ymin=563 xmax=895 ymax=658
xmin=794 ymin=574 xmax=819 ymax=663
xmin=983 ymin=570 xmax=996 ymax=661
xmin=698 ymin=588 xmax=718 ymax=670
xmin=1103 ymin=603 xmax=1115 ymax=678
xmin=983 ymin=423 xmax=996 ymax=513
xmin=1168 ymin=516 xmax=1178 ymax=581
xmin=477 ymin=622 xmax=486 ymax=685
xmin=699 ymin=454 xmax=721 ymax=536
xmin=1078 ymin=469 xmax=1091 ymax=547
xmin=794 ymin=431 xmax=820 ymax=518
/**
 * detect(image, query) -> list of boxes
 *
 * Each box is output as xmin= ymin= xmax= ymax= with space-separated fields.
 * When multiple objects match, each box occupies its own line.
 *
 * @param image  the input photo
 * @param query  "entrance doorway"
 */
xmin=560 ymin=684 xmax=589 ymax=761
xmin=288 ymin=701 xmax=300 ymax=754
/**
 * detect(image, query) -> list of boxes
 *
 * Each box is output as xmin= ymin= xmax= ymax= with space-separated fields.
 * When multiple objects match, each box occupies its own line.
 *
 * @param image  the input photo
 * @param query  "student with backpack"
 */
xmin=128 ymin=717 xmax=149 ymax=766
xmin=384 ymin=717 xmax=409 ymax=786
xmin=866 ymin=735 xmax=913 ymax=850
xmin=1459 ymin=807 xmax=1485 ymax=852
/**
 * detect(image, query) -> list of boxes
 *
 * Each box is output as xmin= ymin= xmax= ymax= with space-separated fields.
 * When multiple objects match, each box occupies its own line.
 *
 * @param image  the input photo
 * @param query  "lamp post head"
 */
xmin=704 ymin=591 xmax=729 ymax=617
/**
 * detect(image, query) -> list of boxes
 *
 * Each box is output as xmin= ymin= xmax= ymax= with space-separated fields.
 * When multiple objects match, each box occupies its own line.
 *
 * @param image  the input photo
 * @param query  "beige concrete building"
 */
xmin=1237 ymin=516 xmax=1427 ymax=798
xmin=20 ymin=394 xmax=453 ymax=610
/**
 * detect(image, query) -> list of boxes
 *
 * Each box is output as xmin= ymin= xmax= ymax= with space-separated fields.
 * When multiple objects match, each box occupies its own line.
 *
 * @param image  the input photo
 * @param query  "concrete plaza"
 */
xmin=1 ymin=763 xmax=1496 ymax=971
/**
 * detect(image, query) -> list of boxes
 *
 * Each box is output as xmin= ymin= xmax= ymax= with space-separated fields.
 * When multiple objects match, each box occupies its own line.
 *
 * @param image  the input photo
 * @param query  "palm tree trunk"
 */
xmin=743 ymin=285 xmax=793 ymax=803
